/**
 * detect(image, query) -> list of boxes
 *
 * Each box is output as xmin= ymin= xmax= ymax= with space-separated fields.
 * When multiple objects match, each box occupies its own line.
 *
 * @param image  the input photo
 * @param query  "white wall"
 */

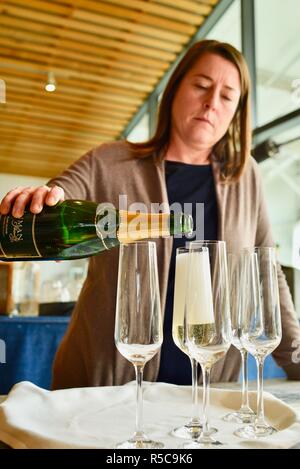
xmin=0 ymin=173 xmax=47 ymax=198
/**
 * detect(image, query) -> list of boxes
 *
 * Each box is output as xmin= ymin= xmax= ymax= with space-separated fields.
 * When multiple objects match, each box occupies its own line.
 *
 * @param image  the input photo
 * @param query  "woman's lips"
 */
xmin=194 ymin=117 xmax=214 ymax=127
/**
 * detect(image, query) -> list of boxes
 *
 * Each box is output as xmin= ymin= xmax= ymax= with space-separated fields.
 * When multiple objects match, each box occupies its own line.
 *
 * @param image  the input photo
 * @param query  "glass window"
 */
xmin=255 ymin=0 xmax=300 ymax=127
xmin=259 ymin=124 xmax=300 ymax=315
xmin=206 ymin=0 xmax=241 ymax=51
xmin=126 ymin=113 xmax=149 ymax=143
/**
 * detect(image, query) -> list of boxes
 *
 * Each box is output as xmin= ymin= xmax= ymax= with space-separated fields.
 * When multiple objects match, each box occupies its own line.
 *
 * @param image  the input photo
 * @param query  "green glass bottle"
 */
xmin=0 ymin=200 xmax=193 ymax=261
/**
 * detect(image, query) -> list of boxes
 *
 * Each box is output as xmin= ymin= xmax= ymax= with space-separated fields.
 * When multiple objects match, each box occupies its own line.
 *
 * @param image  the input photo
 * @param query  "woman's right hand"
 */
xmin=0 ymin=185 xmax=65 ymax=218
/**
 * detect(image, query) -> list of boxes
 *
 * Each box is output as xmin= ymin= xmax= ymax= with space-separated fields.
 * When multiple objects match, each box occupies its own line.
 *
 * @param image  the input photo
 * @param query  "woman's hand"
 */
xmin=0 ymin=185 xmax=65 ymax=218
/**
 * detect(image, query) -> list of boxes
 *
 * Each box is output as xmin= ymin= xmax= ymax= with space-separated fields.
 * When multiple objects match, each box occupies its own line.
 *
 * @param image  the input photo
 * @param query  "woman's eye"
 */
xmin=195 ymin=84 xmax=207 ymax=89
xmin=222 ymin=96 xmax=232 ymax=102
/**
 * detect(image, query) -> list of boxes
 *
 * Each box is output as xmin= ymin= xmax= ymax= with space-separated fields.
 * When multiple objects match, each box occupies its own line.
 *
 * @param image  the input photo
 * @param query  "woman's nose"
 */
xmin=203 ymin=92 xmax=218 ymax=110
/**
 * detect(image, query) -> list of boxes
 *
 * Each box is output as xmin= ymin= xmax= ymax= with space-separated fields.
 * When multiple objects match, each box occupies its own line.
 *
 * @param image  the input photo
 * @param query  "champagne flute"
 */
xmin=184 ymin=241 xmax=232 ymax=447
xmin=223 ymin=252 xmax=255 ymax=423
xmin=235 ymin=247 xmax=282 ymax=438
xmin=114 ymin=241 xmax=164 ymax=449
xmin=171 ymin=247 xmax=217 ymax=439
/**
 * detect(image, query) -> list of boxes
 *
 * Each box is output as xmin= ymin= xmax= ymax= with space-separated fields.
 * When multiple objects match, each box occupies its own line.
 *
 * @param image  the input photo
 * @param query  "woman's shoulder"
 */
xmin=90 ymin=140 xmax=135 ymax=163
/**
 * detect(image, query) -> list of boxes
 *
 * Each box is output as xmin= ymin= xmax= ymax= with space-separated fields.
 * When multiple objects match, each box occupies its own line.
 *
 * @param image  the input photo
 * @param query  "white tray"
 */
xmin=0 ymin=381 xmax=299 ymax=449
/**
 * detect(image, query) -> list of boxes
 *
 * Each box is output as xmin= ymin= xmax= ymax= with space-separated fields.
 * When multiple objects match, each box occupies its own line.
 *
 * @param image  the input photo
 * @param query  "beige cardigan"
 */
xmin=49 ymin=141 xmax=300 ymax=389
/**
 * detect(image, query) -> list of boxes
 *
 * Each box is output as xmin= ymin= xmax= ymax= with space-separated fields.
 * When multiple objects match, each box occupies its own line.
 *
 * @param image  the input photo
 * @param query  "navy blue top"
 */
xmin=157 ymin=160 xmax=218 ymax=384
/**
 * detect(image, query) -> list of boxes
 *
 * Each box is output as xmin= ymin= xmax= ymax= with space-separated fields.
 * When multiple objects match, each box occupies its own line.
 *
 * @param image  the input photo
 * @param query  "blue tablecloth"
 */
xmin=0 ymin=316 xmax=70 ymax=394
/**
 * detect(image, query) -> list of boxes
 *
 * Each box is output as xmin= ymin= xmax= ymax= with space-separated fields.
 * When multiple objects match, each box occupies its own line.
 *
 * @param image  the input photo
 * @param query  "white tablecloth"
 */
xmin=0 ymin=380 xmax=299 ymax=449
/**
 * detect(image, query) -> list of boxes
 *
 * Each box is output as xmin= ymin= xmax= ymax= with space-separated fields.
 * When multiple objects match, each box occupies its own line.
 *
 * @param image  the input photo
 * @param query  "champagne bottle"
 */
xmin=0 ymin=200 xmax=193 ymax=261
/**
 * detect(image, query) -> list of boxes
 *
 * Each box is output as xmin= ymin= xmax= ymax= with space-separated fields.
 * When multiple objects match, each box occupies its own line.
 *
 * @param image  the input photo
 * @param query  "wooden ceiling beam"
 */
xmin=6 ymin=92 xmax=134 ymax=119
xmin=1 ymin=112 xmax=120 ymax=136
xmin=68 ymin=0 xmax=195 ymax=35
xmin=195 ymin=0 xmax=219 ymax=5
xmin=0 ymin=139 xmax=88 ymax=158
xmin=0 ymin=28 xmax=165 ymax=81
xmin=0 ymin=120 xmax=113 ymax=143
xmin=0 ymin=128 xmax=105 ymax=149
xmin=0 ymin=155 xmax=71 ymax=178
xmin=152 ymin=0 xmax=212 ymax=15
xmin=0 ymin=140 xmax=85 ymax=160
xmin=1 ymin=2 xmax=186 ymax=46
xmin=0 ymin=16 xmax=170 ymax=71
xmin=5 ymin=101 xmax=129 ymax=127
xmin=0 ymin=44 xmax=154 ymax=92
xmin=5 ymin=83 xmax=138 ymax=114
xmin=97 ymin=0 xmax=205 ymax=24
xmin=2 ymin=0 xmax=73 ymax=16
xmin=72 ymin=9 xmax=184 ymax=48
xmin=0 ymin=28 xmax=176 ymax=63
xmin=0 ymin=152 xmax=74 ymax=167
xmin=2 ymin=73 xmax=145 ymax=105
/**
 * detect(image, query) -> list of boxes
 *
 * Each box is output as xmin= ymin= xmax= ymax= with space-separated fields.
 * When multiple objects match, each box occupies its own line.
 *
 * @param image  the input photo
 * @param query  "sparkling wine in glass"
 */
xmin=183 ymin=241 xmax=232 ymax=447
xmin=235 ymin=247 xmax=282 ymax=438
xmin=114 ymin=241 xmax=164 ymax=449
xmin=171 ymin=247 xmax=217 ymax=440
xmin=223 ymin=252 xmax=255 ymax=424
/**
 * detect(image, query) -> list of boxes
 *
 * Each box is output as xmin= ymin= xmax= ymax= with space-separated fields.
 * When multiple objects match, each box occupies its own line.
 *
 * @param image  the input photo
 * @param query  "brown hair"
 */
xmin=128 ymin=39 xmax=252 ymax=183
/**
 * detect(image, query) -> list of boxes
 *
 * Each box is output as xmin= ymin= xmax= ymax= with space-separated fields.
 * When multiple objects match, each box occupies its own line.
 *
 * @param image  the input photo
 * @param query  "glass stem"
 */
xmin=255 ymin=357 xmax=265 ymax=427
xmin=134 ymin=364 xmax=145 ymax=438
xmin=201 ymin=364 xmax=211 ymax=438
xmin=190 ymin=357 xmax=199 ymax=424
xmin=240 ymin=349 xmax=250 ymax=411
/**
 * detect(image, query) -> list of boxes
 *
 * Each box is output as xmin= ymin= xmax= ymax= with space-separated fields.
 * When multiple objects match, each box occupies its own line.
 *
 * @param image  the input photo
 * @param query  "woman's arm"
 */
xmin=47 ymin=149 xmax=95 ymax=200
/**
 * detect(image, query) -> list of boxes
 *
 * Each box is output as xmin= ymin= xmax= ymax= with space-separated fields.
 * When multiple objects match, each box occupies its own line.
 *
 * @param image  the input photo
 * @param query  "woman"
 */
xmin=1 ymin=40 xmax=299 ymax=388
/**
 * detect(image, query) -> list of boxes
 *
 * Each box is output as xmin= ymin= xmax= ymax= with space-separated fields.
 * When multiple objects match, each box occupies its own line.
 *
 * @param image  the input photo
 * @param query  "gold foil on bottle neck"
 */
xmin=117 ymin=211 xmax=171 ymax=244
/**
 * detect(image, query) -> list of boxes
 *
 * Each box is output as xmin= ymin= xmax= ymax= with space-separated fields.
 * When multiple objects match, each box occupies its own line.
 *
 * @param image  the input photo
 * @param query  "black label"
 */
xmin=0 ymin=214 xmax=42 ymax=258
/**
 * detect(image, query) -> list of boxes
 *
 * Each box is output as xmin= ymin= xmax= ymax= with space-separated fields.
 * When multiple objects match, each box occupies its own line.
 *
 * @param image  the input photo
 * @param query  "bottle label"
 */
xmin=0 ymin=214 xmax=42 ymax=258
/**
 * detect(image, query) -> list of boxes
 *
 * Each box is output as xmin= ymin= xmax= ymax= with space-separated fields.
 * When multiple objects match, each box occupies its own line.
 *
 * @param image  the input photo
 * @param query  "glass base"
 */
xmin=171 ymin=422 xmax=217 ymax=440
xmin=234 ymin=423 xmax=277 ymax=439
xmin=181 ymin=435 xmax=224 ymax=448
xmin=116 ymin=438 xmax=164 ymax=449
xmin=223 ymin=409 xmax=255 ymax=424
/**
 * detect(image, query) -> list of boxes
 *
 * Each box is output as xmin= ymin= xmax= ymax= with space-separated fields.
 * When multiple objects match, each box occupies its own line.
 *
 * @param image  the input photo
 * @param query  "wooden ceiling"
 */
xmin=0 ymin=0 xmax=219 ymax=178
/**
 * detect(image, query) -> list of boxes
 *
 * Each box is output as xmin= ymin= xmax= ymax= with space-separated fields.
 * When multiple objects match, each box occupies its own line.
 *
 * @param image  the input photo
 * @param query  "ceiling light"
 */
xmin=45 ymin=71 xmax=56 ymax=92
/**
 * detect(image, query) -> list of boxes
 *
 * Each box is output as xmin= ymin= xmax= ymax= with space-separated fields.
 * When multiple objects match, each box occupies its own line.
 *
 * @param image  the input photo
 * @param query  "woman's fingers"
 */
xmin=0 ymin=186 xmax=27 ymax=215
xmin=45 ymin=185 xmax=65 ymax=206
xmin=0 ymin=185 xmax=65 ymax=218
xmin=30 ymin=185 xmax=65 ymax=213
xmin=11 ymin=187 xmax=37 ymax=218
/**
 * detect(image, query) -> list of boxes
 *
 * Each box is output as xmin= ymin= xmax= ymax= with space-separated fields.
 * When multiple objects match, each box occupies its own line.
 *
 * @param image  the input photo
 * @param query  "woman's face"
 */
xmin=171 ymin=52 xmax=241 ymax=151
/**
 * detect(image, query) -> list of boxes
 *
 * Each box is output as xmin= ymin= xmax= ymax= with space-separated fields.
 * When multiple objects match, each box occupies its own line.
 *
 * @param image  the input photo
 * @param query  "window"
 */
xmin=126 ymin=113 xmax=149 ymax=143
xmin=259 ymin=124 xmax=300 ymax=314
xmin=255 ymin=0 xmax=300 ymax=126
xmin=206 ymin=0 xmax=241 ymax=51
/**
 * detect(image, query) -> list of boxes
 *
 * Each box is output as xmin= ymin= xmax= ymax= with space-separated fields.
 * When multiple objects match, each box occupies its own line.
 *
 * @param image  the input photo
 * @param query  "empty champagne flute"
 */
xmin=171 ymin=247 xmax=217 ymax=440
xmin=235 ymin=247 xmax=282 ymax=438
xmin=114 ymin=241 xmax=164 ymax=449
xmin=183 ymin=241 xmax=232 ymax=447
xmin=223 ymin=252 xmax=255 ymax=424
